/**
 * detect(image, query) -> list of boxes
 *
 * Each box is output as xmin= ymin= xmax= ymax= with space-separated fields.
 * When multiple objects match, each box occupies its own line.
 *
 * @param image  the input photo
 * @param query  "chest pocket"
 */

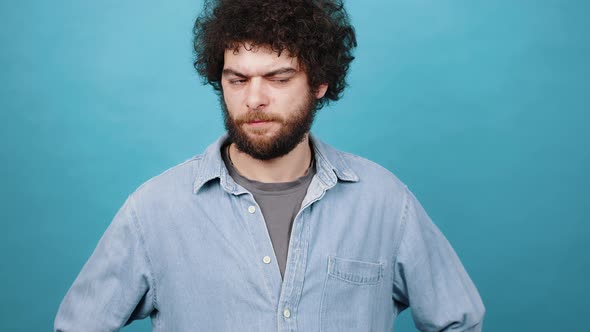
xmin=319 ymin=256 xmax=384 ymax=332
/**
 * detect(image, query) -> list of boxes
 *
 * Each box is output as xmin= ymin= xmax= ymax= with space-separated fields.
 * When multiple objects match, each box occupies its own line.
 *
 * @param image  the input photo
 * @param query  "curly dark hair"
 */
xmin=192 ymin=0 xmax=357 ymax=109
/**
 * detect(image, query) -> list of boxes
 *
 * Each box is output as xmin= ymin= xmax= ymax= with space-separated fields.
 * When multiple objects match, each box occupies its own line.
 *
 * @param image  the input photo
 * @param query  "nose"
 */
xmin=245 ymin=78 xmax=269 ymax=110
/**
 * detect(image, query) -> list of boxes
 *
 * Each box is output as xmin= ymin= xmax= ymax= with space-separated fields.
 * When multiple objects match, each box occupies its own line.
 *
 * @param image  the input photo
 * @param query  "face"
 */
xmin=220 ymin=43 xmax=327 ymax=160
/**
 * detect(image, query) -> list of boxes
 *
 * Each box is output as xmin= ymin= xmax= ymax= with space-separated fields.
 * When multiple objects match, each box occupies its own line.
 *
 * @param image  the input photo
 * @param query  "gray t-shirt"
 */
xmin=221 ymin=143 xmax=316 ymax=278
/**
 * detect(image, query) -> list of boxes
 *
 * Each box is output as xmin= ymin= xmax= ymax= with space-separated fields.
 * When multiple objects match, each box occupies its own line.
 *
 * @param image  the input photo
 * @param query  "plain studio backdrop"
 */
xmin=1 ymin=0 xmax=588 ymax=331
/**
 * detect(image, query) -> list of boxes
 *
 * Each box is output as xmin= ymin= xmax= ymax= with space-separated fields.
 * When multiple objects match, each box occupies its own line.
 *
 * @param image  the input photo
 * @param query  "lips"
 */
xmin=237 ymin=115 xmax=279 ymax=126
xmin=246 ymin=119 xmax=274 ymax=125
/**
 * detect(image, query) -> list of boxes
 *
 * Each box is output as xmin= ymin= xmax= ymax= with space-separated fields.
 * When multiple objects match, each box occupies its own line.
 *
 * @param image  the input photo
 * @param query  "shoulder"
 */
xmin=327 ymin=146 xmax=412 ymax=232
xmin=341 ymin=149 xmax=405 ymax=186
xmin=322 ymin=141 xmax=408 ymax=202
xmin=128 ymin=154 xmax=203 ymax=208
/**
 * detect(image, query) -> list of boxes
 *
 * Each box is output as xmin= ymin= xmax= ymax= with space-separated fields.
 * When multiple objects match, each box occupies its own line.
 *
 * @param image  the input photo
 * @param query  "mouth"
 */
xmin=245 ymin=119 xmax=274 ymax=126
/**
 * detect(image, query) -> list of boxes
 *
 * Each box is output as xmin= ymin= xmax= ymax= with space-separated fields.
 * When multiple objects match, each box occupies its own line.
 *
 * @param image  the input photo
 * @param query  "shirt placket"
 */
xmin=240 ymin=193 xmax=284 ymax=305
xmin=277 ymin=175 xmax=334 ymax=332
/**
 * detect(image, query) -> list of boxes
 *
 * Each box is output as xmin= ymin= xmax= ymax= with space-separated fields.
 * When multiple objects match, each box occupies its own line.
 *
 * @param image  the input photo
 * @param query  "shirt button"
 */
xmin=248 ymin=205 xmax=256 ymax=214
xmin=262 ymin=256 xmax=271 ymax=264
xmin=283 ymin=308 xmax=291 ymax=318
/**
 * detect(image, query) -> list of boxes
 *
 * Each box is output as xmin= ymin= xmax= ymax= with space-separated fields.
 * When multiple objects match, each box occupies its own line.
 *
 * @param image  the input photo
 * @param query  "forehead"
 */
xmin=223 ymin=43 xmax=300 ymax=74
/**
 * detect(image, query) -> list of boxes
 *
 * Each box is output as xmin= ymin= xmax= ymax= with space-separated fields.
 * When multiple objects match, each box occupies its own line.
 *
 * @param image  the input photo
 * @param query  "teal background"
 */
xmin=1 ymin=0 xmax=588 ymax=331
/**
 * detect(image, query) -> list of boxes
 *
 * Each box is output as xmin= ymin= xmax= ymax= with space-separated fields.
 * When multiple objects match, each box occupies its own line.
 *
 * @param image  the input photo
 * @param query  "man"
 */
xmin=55 ymin=0 xmax=485 ymax=331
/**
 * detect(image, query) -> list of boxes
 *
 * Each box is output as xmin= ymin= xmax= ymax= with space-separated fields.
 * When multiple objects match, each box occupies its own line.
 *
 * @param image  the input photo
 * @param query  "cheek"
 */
xmin=274 ymin=80 xmax=305 ymax=97
xmin=222 ymin=90 xmax=242 ymax=109
xmin=279 ymin=84 xmax=311 ymax=105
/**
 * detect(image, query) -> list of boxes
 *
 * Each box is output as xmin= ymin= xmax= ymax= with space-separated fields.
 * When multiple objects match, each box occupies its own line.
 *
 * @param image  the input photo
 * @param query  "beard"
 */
xmin=221 ymin=92 xmax=318 ymax=160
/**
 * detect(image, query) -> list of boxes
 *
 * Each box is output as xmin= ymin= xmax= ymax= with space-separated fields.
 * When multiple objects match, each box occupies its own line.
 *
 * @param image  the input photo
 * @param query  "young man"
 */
xmin=55 ymin=0 xmax=485 ymax=331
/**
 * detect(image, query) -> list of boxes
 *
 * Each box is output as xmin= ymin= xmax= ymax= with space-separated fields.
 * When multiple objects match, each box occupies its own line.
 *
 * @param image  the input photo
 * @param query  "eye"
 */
xmin=229 ymin=79 xmax=247 ymax=85
xmin=271 ymin=78 xmax=290 ymax=84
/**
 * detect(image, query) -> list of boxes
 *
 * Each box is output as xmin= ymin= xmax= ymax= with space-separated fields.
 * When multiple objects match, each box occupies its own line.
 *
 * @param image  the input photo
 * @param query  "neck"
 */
xmin=228 ymin=134 xmax=312 ymax=183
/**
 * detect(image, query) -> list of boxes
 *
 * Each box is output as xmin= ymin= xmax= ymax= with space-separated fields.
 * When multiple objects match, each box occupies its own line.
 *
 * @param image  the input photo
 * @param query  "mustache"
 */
xmin=233 ymin=111 xmax=283 ymax=125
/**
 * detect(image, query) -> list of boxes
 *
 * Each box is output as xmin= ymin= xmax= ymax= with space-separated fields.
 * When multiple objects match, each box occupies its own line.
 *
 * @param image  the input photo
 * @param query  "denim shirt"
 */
xmin=55 ymin=134 xmax=485 ymax=332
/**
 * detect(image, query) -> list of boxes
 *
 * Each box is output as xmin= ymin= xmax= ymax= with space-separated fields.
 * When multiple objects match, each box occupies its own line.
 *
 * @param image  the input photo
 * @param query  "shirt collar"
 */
xmin=192 ymin=132 xmax=359 ymax=194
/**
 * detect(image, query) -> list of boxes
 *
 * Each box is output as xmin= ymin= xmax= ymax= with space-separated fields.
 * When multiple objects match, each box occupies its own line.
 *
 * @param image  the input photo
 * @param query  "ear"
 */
xmin=314 ymin=83 xmax=328 ymax=99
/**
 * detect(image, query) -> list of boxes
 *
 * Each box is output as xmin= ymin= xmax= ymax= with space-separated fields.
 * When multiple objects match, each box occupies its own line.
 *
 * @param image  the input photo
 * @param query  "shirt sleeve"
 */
xmin=392 ymin=188 xmax=485 ymax=331
xmin=54 ymin=195 xmax=156 ymax=332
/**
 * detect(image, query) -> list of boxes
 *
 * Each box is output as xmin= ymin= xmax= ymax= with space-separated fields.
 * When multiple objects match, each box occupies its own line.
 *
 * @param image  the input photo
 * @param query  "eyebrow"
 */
xmin=222 ymin=67 xmax=298 ymax=78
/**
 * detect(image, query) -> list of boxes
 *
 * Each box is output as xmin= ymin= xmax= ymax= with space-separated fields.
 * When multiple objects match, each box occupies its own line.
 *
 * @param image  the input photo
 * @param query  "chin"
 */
xmin=244 ymin=127 xmax=279 ymax=139
xmin=245 ymin=134 xmax=276 ymax=146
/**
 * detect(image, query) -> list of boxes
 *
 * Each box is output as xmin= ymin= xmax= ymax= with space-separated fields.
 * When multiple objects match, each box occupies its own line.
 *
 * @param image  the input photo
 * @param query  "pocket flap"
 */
xmin=327 ymin=256 xmax=383 ymax=285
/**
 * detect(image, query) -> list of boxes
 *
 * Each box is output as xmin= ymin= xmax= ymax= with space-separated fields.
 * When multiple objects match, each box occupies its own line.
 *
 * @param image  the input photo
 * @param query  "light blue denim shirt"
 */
xmin=55 ymin=133 xmax=485 ymax=331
